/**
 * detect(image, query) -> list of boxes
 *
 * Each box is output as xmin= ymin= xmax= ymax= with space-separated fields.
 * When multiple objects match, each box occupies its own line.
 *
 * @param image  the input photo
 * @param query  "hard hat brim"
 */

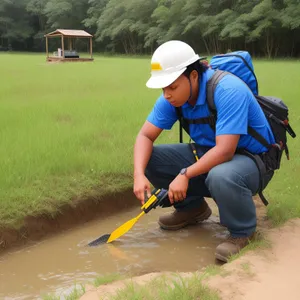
xmin=146 ymin=68 xmax=186 ymax=89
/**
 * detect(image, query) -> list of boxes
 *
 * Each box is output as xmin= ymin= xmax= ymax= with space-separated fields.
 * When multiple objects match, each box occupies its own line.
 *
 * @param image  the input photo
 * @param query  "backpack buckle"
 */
xmin=272 ymin=143 xmax=282 ymax=150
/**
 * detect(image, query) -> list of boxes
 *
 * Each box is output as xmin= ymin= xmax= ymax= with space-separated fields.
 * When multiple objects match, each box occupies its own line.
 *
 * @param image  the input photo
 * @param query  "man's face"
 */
xmin=162 ymin=70 xmax=199 ymax=107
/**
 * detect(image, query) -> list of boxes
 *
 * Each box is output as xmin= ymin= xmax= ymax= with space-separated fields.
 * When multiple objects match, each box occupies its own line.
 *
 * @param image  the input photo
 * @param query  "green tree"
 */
xmin=0 ymin=0 xmax=33 ymax=48
xmin=26 ymin=0 xmax=48 ymax=50
xmin=244 ymin=0 xmax=284 ymax=57
xmin=280 ymin=0 xmax=300 ymax=56
xmin=83 ymin=0 xmax=108 ymax=31
xmin=44 ymin=0 xmax=89 ymax=30
xmin=182 ymin=0 xmax=225 ymax=54
xmin=95 ymin=0 xmax=156 ymax=54
xmin=145 ymin=0 xmax=187 ymax=50
xmin=26 ymin=0 xmax=48 ymax=32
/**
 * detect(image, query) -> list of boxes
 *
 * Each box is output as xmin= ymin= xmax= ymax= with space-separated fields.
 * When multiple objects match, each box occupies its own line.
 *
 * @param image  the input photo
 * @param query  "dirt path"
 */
xmin=207 ymin=218 xmax=300 ymax=300
xmin=81 ymin=218 xmax=300 ymax=300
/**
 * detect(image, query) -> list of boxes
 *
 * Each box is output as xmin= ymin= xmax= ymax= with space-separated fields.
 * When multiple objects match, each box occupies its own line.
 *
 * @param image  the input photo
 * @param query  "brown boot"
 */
xmin=215 ymin=234 xmax=255 ymax=262
xmin=158 ymin=200 xmax=212 ymax=230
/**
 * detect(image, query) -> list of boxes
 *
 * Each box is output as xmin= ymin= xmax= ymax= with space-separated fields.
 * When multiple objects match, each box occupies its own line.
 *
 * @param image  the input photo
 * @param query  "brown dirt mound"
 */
xmin=0 ymin=188 xmax=138 ymax=255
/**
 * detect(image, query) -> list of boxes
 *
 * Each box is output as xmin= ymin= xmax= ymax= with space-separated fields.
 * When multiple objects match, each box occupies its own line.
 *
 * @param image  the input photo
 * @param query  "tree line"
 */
xmin=0 ymin=0 xmax=300 ymax=57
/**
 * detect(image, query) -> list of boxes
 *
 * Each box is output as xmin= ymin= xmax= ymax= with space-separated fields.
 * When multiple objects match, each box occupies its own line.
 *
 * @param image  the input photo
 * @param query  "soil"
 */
xmin=207 ymin=218 xmax=300 ymax=300
xmin=0 ymin=188 xmax=139 ymax=255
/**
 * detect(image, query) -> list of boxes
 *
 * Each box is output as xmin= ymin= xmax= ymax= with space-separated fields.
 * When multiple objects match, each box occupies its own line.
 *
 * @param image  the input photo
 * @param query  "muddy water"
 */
xmin=0 ymin=200 xmax=227 ymax=299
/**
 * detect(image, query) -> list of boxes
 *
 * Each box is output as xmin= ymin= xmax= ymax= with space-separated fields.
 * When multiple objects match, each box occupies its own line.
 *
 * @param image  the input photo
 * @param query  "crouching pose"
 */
xmin=133 ymin=41 xmax=275 ymax=262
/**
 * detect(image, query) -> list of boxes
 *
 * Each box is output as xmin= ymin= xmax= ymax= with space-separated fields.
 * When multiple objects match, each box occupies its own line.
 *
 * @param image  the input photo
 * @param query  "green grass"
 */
xmin=240 ymin=262 xmax=255 ymax=277
xmin=108 ymin=273 xmax=220 ymax=300
xmin=200 ymin=265 xmax=223 ymax=278
xmin=42 ymin=284 xmax=85 ymax=300
xmin=0 ymin=53 xmax=299 ymax=228
xmin=227 ymin=234 xmax=271 ymax=263
xmin=64 ymin=286 xmax=85 ymax=300
xmin=0 ymin=53 xmax=176 ymax=227
xmin=93 ymin=273 xmax=124 ymax=287
xmin=199 ymin=264 xmax=231 ymax=279
xmin=254 ymin=61 xmax=300 ymax=225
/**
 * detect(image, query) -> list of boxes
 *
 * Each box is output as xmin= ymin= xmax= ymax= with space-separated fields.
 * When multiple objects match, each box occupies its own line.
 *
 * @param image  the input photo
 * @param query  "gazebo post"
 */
xmin=90 ymin=37 xmax=93 ymax=59
xmin=46 ymin=36 xmax=49 ymax=58
xmin=61 ymin=35 xmax=65 ymax=58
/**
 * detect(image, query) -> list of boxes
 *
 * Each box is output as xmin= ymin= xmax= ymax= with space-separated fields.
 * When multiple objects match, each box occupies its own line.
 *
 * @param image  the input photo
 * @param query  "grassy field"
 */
xmin=0 ymin=53 xmax=170 ymax=227
xmin=254 ymin=60 xmax=300 ymax=225
xmin=0 ymin=53 xmax=299 ymax=228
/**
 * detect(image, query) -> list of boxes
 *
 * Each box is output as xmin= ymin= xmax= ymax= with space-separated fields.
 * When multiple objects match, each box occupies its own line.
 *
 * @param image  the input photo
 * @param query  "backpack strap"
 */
xmin=208 ymin=71 xmax=273 ymax=150
xmin=176 ymin=108 xmax=216 ymax=143
xmin=247 ymin=126 xmax=271 ymax=149
xmin=236 ymin=149 xmax=269 ymax=206
xmin=206 ymin=70 xmax=230 ymax=112
xmin=175 ymin=107 xmax=189 ymax=143
xmin=175 ymin=70 xmax=228 ymax=143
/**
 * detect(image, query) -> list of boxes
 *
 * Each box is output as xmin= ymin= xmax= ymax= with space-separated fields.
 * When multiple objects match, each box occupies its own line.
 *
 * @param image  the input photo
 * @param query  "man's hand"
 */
xmin=133 ymin=174 xmax=152 ymax=205
xmin=168 ymin=174 xmax=189 ymax=204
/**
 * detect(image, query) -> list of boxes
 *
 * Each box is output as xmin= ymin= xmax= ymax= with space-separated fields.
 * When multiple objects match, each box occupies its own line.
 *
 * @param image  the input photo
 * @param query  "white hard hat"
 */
xmin=146 ymin=40 xmax=200 ymax=89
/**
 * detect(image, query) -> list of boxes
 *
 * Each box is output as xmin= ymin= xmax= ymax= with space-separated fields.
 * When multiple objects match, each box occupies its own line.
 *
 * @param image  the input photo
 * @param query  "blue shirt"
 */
xmin=147 ymin=69 xmax=275 ymax=154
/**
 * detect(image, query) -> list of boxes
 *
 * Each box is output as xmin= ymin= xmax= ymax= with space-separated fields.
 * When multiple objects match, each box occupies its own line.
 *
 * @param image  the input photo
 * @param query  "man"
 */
xmin=133 ymin=40 xmax=274 ymax=262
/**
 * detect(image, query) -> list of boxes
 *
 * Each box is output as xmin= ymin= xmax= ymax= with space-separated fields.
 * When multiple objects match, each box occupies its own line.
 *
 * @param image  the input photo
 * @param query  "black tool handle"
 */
xmin=143 ymin=188 xmax=168 ymax=213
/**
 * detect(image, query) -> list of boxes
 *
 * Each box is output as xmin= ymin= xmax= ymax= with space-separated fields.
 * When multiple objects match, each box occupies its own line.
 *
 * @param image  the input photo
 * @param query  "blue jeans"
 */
xmin=145 ymin=143 xmax=267 ymax=237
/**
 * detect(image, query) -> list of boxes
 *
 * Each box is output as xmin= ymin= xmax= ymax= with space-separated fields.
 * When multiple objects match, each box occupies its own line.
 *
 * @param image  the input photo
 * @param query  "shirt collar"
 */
xmin=182 ymin=68 xmax=215 ymax=108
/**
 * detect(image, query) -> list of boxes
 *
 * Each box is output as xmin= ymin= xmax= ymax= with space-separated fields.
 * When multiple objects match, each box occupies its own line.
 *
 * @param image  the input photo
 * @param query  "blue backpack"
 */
xmin=176 ymin=51 xmax=296 ymax=205
xmin=210 ymin=51 xmax=259 ymax=95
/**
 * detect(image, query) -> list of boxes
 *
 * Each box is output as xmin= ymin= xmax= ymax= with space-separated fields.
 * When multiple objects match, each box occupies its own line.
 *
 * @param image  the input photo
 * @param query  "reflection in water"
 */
xmin=0 ymin=201 xmax=226 ymax=299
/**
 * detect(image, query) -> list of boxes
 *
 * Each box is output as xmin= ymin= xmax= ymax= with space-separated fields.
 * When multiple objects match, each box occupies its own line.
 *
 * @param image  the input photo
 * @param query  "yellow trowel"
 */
xmin=88 ymin=188 xmax=169 ymax=246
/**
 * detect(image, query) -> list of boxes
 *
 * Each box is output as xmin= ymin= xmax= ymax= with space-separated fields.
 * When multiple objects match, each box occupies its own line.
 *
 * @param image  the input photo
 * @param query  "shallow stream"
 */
xmin=0 ymin=199 xmax=226 ymax=299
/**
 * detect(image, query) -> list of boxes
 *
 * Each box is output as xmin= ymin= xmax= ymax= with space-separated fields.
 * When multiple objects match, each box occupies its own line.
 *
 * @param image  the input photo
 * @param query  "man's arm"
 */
xmin=186 ymin=82 xmax=250 ymax=178
xmin=133 ymin=121 xmax=163 ymax=202
xmin=168 ymin=134 xmax=240 ymax=203
xmin=134 ymin=121 xmax=163 ymax=175
xmin=185 ymin=135 xmax=240 ymax=179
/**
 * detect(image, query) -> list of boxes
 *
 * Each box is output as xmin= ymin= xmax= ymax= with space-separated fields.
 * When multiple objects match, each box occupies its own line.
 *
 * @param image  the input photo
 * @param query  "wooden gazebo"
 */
xmin=44 ymin=29 xmax=93 ymax=62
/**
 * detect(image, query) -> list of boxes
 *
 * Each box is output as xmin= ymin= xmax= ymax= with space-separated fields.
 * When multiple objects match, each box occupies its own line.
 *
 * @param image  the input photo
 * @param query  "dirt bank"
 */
xmin=0 ymin=188 xmax=139 ymax=255
xmin=207 ymin=218 xmax=300 ymax=300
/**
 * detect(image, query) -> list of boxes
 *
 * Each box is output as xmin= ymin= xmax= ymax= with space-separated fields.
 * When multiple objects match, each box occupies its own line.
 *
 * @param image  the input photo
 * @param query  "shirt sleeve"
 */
xmin=214 ymin=86 xmax=250 ymax=136
xmin=147 ymin=95 xmax=178 ymax=130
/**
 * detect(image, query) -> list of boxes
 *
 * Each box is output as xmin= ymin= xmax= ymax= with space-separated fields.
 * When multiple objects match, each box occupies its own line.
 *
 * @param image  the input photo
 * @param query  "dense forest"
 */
xmin=0 ymin=0 xmax=300 ymax=57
